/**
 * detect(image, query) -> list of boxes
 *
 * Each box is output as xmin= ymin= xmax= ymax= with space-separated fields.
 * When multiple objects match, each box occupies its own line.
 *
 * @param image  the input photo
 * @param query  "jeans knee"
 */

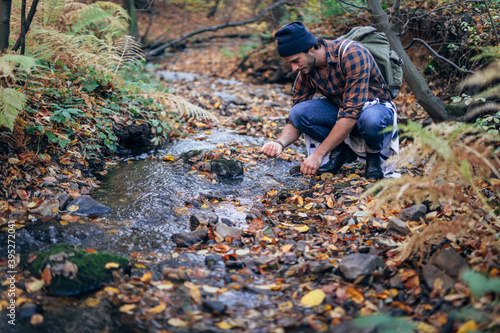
xmin=288 ymin=104 xmax=308 ymax=130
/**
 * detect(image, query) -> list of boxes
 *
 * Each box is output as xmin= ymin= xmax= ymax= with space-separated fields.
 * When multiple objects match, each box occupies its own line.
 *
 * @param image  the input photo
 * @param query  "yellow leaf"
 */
xmin=297 ymin=196 xmax=304 ymax=206
xmin=278 ymin=300 xmax=293 ymax=311
xmin=59 ymin=220 xmax=68 ymax=226
xmin=134 ymin=263 xmax=147 ymax=269
xmin=140 ymin=271 xmax=152 ymax=283
xmin=8 ymin=158 xmax=20 ymax=164
xmin=216 ymin=321 xmax=233 ymax=329
xmin=204 ymin=130 xmax=212 ymax=135
xmin=30 ymin=314 xmax=44 ymax=325
xmin=105 ymin=262 xmax=120 ymax=269
xmin=157 ymin=282 xmax=174 ymax=291
xmin=149 ymin=302 xmax=166 ymax=314
xmin=26 ymin=279 xmax=45 ymax=293
xmin=168 ymin=318 xmax=187 ymax=327
xmin=348 ymin=174 xmax=360 ymax=179
xmin=293 ymin=225 xmax=309 ymax=233
xmin=104 ymin=287 xmax=121 ymax=294
xmin=300 ymin=289 xmax=326 ymax=307
xmin=163 ymin=154 xmax=175 ymax=162
xmin=281 ymin=244 xmax=294 ymax=253
xmin=457 ymin=321 xmax=478 ymax=333
xmin=27 ymin=202 xmax=37 ymax=208
xmin=327 ymin=197 xmax=334 ymax=209
xmin=201 ymin=204 xmax=209 ymax=209
xmin=304 ymin=203 xmax=314 ymax=210
xmin=67 ymin=205 xmax=79 ymax=212
xmin=119 ymin=304 xmax=136 ymax=313
xmin=189 ymin=285 xmax=201 ymax=303
xmin=346 ymin=287 xmax=364 ymax=304
xmin=417 ymin=322 xmax=439 ymax=333
xmin=82 ymin=297 xmax=101 ymax=307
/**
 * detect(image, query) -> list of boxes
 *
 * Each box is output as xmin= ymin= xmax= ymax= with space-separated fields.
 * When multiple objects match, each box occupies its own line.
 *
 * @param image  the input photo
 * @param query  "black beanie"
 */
xmin=275 ymin=21 xmax=317 ymax=57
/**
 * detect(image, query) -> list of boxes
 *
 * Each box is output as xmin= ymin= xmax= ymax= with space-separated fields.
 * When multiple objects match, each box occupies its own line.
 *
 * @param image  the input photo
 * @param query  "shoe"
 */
xmin=365 ymin=152 xmax=383 ymax=180
xmin=317 ymin=143 xmax=357 ymax=175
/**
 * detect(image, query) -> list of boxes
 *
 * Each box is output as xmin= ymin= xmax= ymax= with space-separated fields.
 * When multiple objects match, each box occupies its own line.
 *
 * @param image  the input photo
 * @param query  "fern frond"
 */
xmin=0 ymin=88 xmax=27 ymax=131
xmin=0 ymin=54 xmax=38 ymax=81
xmin=114 ymin=35 xmax=144 ymax=74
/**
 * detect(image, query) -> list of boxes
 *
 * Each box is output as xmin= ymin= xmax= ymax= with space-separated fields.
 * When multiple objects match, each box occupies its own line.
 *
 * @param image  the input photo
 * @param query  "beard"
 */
xmin=300 ymin=53 xmax=317 ymax=75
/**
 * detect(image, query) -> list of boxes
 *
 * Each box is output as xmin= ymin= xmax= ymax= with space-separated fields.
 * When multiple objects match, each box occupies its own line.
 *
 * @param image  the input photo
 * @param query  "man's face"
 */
xmin=284 ymin=51 xmax=316 ymax=75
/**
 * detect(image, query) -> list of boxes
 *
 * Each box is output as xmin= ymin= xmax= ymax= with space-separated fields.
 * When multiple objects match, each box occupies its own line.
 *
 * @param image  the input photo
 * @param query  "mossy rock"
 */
xmin=26 ymin=244 xmax=129 ymax=296
xmin=178 ymin=150 xmax=205 ymax=164
xmin=202 ymin=158 xmax=244 ymax=179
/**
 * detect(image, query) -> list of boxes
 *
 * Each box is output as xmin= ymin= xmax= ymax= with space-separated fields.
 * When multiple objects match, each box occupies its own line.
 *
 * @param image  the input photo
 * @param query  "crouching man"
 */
xmin=261 ymin=21 xmax=399 ymax=179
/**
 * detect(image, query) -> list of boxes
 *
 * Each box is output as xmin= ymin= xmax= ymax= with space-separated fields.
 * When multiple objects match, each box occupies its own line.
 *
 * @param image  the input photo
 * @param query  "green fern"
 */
xmin=0 ymin=54 xmax=37 ymax=81
xmin=0 ymin=88 xmax=27 ymax=131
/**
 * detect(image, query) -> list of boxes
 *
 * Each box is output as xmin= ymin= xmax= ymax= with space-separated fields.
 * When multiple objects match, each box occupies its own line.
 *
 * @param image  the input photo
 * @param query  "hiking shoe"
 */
xmin=317 ymin=143 xmax=357 ymax=175
xmin=365 ymin=152 xmax=383 ymax=180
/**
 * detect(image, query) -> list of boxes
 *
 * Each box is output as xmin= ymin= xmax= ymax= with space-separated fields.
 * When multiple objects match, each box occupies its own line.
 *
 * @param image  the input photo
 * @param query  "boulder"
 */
xmin=387 ymin=216 xmax=410 ymax=235
xmin=400 ymin=204 xmax=427 ymax=222
xmin=66 ymin=195 xmax=111 ymax=217
xmin=214 ymin=223 xmax=242 ymax=239
xmin=171 ymin=229 xmax=208 ymax=247
xmin=26 ymin=243 xmax=128 ymax=296
xmin=429 ymin=248 xmax=469 ymax=278
xmin=338 ymin=253 xmax=385 ymax=281
xmin=201 ymin=158 xmax=244 ymax=179
xmin=423 ymin=263 xmax=455 ymax=290
xmin=189 ymin=213 xmax=218 ymax=231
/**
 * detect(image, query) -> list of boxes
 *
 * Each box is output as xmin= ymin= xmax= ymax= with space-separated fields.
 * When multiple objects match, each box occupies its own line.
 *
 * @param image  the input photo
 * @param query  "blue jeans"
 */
xmin=288 ymin=99 xmax=394 ymax=153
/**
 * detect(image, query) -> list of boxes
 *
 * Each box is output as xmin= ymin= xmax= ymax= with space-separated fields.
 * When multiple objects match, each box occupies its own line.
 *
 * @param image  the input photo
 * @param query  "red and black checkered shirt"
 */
xmin=292 ymin=39 xmax=391 ymax=119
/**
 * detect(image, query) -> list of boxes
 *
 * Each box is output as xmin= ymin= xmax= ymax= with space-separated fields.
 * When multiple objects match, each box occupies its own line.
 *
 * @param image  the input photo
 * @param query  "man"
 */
xmin=261 ymin=21 xmax=398 ymax=179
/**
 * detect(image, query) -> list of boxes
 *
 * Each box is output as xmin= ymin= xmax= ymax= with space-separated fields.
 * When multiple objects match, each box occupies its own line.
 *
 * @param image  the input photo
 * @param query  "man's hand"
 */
xmin=300 ymin=151 xmax=325 ymax=175
xmin=261 ymin=141 xmax=283 ymax=157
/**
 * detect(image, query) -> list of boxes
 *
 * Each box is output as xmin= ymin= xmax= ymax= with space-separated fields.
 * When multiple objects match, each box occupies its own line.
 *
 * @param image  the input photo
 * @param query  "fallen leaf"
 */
xmin=457 ymin=320 xmax=478 ymax=333
xmin=216 ymin=321 xmax=233 ymax=329
xmin=293 ymin=225 xmax=309 ymax=233
xmin=82 ymin=297 xmax=101 ymax=307
xmin=300 ymin=289 xmax=326 ymax=307
xmin=346 ymin=287 xmax=364 ymax=304
xmin=30 ymin=314 xmax=44 ymax=325
xmin=26 ymin=279 xmax=45 ymax=293
xmin=119 ymin=304 xmax=136 ymax=313
xmin=41 ymin=267 xmax=52 ymax=286
xmin=140 ymin=271 xmax=152 ymax=283
xmin=189 ymin=285 xmax=201 ymax=303
xmin=168 ymin=318 xmax=187 ymax=327
xmin=281 ymin=244 xmax=294 ymax=253
xmin=105 ymin=262 xmax=120 ymax=269
xmin=67 ymin=205 xmax=79 ymax=212
xmin=149 ymin=302 xmax=166 ymax=314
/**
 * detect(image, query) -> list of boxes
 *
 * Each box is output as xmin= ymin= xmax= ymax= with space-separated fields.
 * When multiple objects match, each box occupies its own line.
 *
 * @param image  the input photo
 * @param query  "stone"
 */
xmin=429 ymin=248 xmax=469 ymax=278
xmin=66 ymin=195 xmax=111 ymax=217
xmin=58 ymin=192 xmax=72 ymax=211
xmin=202 ymin=300 xmax=226 ymax=314
xmin=19 ymin=302 xmax=40 ymax=319
xmin=423 ymin=264 xmax=455 ymax=290
xmin=387 ymin=216 xmax=410 ymax=235
xmin=330 ymin=321 xmax=377 ymax=333
xmin=307 ymin=260 xmax=334 ymax=274
xmin=400 ymin=204 xmax=427 ymax=222
xmin=27 ymin=243 xmax=128 ymax=296
xmin=178 ymin=150 xmax=205 ymax=164
xmin=162 ymin=267 xmax=190 ymax=281
xmin=114 ymin=123 xmax=151 ymax=150
xmin=225 ymin=260 xmax=245 ymax=270
xmin=279 ymin=251 xmax=298 ymax=265
xmin=214 ymin=223 xmax=242 ymax=239
xmin=202 ymin=158 xmax=244 ymax=179
xmin=338 ymin=253 xmax=385 ymax=281
xmin=189 ymin=213 xmax=218 ymax=231
xmin=389 ymin=276 xmax=404 ymax=289
xmin=32 ymin=201 xmax=59 ymax=218
xmin=205 ymin=254 xmax=224 ymax=269
xmin=171 ymin=229 xmax=208 ymax=247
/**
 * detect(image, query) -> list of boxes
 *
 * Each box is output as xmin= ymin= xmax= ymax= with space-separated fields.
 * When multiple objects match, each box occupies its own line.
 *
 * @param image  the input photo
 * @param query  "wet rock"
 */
xmin=162 ymin=267 xmax=190 ymax=281
xmin=330 ymin=320 xmax=377 ymax=333
xmin=387 ymin=216 xmax=410 ymax=235
xmin=389 ymin=276 xmax=404 ymax=289
xmin=294 ymin=241 xmax=307 ymax=257
xmin=202 ymin=300 xmax=226 ymax=315
xmin=114 ymin=123 xmax=151 ymax=150
xmin=307 ymin=260 xmax=334 ymax=274
xmin=400 ymin=204 xmax=427 ymax=222
xmin=423 ymin=263 xmax=455 ymax=290
xmin=171 ymin=229 xmax=208 ymax=247
xmin=58 ymin=192 xmax=72 ymax=210
xmin=202 ymin=158 xmax=244 ymax=179
xmin=26 ymin=243 xmax=128 ymax=296
xmin=214 ymin=223 xmax=242 ymax=239
xmin=178 ymin=150 xmax=205 ymax=164
xmin=19 ymin=302 xmax=41 ymax=319
xmin=205 ymin=254 xmax=225 ymax=269
xmin=66 ymin=195 xmax=111 ymax=217
xmin=338 ymin=253 xmax=385 ymax=281
xmin=189 ymin=213 xmax=218 ymax=231
xmin=220 ymin=217 xmax=234 ymax=226
xmin=225 ymin=260 xmax=245 ymax=270
xmin=32 ymin=201 xmax=59 ymax=218
xmin=429 ymin=248 xmax=469 ymax=278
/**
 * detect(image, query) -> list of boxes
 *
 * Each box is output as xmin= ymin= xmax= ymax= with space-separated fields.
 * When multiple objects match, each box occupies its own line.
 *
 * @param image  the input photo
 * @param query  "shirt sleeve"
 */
xmin=338 ymin=44 xmax=373 ymax=119
xmin=292 ymin=72 xmax=316 ymax=107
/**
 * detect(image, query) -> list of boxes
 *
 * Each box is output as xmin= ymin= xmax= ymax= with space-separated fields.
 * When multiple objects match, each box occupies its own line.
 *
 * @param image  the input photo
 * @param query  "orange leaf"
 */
xmin=41 ymin=267 xmax=52 ymax=286
xmin=346 ymin=287 xmax=364 ymax=304
xmin=140 ymin=271 xmax=152 ymax=283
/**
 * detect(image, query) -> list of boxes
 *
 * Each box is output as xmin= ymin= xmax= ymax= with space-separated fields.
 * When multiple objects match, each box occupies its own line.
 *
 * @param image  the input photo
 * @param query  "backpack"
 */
xmin=336 ymin=26 xmax=403 ymax=99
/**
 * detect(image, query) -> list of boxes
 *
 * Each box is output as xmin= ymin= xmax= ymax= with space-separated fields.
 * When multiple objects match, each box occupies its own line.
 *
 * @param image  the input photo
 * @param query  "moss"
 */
xmin=27 ymin=244 xmax=128 ymax=296
xmin=445 ymin=103 xmax=467 ymax=117
xmin=178 ymin=149 xmax=204 ymax=163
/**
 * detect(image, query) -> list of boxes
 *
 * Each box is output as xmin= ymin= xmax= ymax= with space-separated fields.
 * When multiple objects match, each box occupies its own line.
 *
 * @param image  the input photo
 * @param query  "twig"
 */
xmin=144 ymin=0 xmax=295 ymax=58
xmin=404 ymin=38 xmax=475 ymax=75
xmin=484 ymin=0 xmax=499 ymax=45
xmin=335 ymin=0 xmax=368 ymax=11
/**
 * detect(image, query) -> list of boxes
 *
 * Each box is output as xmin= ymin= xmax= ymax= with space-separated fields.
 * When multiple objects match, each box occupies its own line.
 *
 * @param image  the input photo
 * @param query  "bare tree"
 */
xmin=0 ymin=0 xmax=12 ymax=52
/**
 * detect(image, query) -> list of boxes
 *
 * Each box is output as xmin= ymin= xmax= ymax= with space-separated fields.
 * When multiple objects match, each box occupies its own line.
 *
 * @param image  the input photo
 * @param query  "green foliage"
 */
xmin=0 ymin=88 xmax=27 ymax=131
xmin=461 ymin=270 xmax=500 ymax=297
xmin=474 ymin=111 xmax=500 ymax=135
xmin=352 ymin=314 xmax=416 ymax=333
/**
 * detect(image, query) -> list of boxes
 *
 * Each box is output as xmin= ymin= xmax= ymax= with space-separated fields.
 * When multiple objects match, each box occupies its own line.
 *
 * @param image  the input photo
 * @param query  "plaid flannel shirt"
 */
xmin=292 ymin=39 xmax=391 ymax=119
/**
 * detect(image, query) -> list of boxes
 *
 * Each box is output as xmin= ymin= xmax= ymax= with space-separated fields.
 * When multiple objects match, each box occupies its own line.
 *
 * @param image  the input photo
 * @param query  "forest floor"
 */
xmin=0 ymin=32 xmax=499 ymax=333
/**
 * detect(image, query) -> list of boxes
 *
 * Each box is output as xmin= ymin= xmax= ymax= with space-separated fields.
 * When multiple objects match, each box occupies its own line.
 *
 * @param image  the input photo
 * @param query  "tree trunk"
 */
xmin=366 ymin=0 xmax=454 ymax=122
xmin=20 ymin=0 xmax=26 ymax=55
xmin=123 ymin=0 xmax=138 ymax=38
xmin=0 ymin=0 xmax=12 ymax=53
xmin=12 ymin=0 xmax=39 ymax=52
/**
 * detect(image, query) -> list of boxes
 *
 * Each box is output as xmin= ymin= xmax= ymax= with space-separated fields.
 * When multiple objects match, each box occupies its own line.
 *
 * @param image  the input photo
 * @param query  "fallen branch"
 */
xmin=144 ymin=0 xmax=294 ymax=58
xmin=404 ymin=38 xmax=475 ymax=75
